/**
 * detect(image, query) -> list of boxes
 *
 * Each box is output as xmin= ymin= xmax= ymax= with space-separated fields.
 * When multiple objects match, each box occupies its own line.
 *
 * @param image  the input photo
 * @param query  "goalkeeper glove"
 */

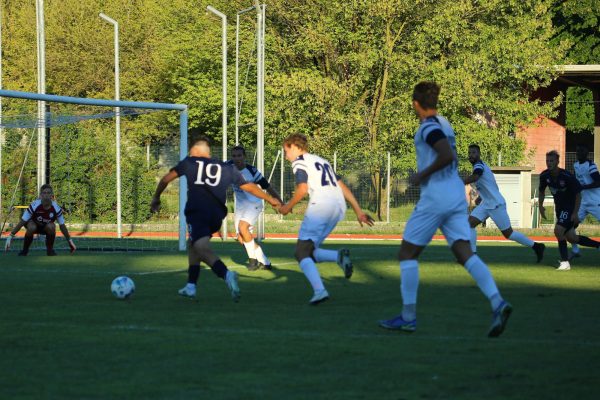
xmin=67 ymin=238 xmax=77 ymax=254
xmin=5 ymin=234 xmax=14 ymax=252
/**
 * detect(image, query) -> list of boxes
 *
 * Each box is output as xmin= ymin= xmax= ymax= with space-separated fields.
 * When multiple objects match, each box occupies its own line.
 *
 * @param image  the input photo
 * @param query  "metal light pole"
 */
xmin=207 ymin=5 xmax=228 ymax=240
xmin=0 ymin=2 xmax=3 ymax=217
xmin=235 ymin=5 xmax=256 ymax=146
xmin=36 ymin=0 xmax=46 ymax=189
xmin=99 ymin=12 xmax=122 ymax=239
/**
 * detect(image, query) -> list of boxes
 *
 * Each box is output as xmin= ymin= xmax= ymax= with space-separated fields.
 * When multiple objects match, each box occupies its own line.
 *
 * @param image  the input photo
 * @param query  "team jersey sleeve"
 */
xmin=589 ymin=163 xmax=600 ymax=181
xmin=472 ymin=162 xmax=484 ymax=176
xmin=420 ymin=120 xmax=446 ymax=147
xmin=171 ymin=159 xmax=186 ymax=177
xmin=21 ymin=202 xmax=35 ymax=222
xmin=53 ymin=202 xmax=65 ymax=225
xmin=292 ymin=158 xmax=309 ymax=185
xmin=248 ymin=165 xmax=270 ymax=189
xmin=568 ymin=173 xmax=583 ymax=194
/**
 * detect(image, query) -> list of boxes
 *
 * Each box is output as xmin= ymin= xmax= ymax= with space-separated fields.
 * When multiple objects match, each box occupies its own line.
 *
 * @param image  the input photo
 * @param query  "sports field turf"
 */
xmin=1 ymin=240 xmax=599 ymax=399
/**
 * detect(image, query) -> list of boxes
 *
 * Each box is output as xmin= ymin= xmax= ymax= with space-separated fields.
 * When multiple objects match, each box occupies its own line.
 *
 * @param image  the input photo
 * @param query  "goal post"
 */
xmin=0 ymin=89 xmax=188 ymax=251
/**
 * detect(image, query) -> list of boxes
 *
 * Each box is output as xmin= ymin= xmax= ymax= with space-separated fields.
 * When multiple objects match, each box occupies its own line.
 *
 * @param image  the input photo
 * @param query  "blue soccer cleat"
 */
xmin=378 ymin=314 xmax=417 ymax=332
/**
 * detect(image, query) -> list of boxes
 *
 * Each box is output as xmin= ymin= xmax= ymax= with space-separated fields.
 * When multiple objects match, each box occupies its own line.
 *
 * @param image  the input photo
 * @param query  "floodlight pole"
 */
xmin=236 ymin=5 xmax=256 ymax=146
xmin=0 ymin=2 xmax=4 ymax=218
xmin=36 ymin=0 xmax=46 ymax=189
xmin=99 ymin=12 xmax=122 ymax=239
xmin=207 ymin=5 xmax=228 ymax=240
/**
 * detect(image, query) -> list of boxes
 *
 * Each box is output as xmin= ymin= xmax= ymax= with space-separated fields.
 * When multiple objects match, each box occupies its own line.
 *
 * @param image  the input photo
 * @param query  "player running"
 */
xmin=538 ymin=150 xmax=600 ymax=271
xmin=464 ymin=144 xmax=545 ymax=262
xmin=278 ymin=133 xmax=374 ymax=305
xmin=4 ymin=184 xmax=76 ymax=256
xmin=151 ymin=136 xmax=281 ymax=301
xmin=378 ymin=81 xmax=511 ymax=337
xmin=229 ymin=145 xmax=283 ymax=271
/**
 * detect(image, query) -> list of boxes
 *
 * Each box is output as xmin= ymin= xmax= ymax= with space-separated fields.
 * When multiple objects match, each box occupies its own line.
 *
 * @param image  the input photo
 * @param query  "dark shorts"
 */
xmin=186 ymin=212 xmax=224 ymax=244
xmin=27 ymin=221 xmax=52 ymax=234
xmin=555 ymin=207 xmax=578 ymax=231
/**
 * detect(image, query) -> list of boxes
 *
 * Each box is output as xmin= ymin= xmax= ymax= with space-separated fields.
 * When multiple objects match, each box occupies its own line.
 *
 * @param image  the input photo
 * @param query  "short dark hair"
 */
xmin=231 ymin=145 xmax=246 ymax=155
xmin=469 ymin=144 xmax=480 ymax=151
xmin=40 ymin=184 xmax=53 ymax=193
xmin=546 ymin=150 xmax=560 ymax=161
xmin=576 ymin=143 xmax=589 ymax=151
xmin=412 ymin=81 xmax=440 ymax=110
xmin=283 ymin=133 xmax=309 ymax=151
xmin=190 ymin=135 xmax=211 ymax=147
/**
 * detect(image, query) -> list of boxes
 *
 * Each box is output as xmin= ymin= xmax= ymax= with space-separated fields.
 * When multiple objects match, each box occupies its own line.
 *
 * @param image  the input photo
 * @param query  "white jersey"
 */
xmin=292 ymin=153 xmax=345 ymax=210
xmin=574 ymin=160 xmax=600 ymax=205
xmin=229 ymin=163 xmax=269 ymax=206
xmin=471 ymin=160 xmax=505 ymax=209
xmin=414 ymin=115 xmax=465 ymax=210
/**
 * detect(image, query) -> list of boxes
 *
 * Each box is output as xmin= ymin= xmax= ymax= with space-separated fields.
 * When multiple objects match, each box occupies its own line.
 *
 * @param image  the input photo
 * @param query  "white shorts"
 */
xmin=470 ymin=203 xmax=511 ymax=231
xmin=234 ymin=202 xmax=263 ymax=234
xmin=298 ymin=205 xmax=346 ymax=247
xmin=578 ymin=203 xmax=600 ymax=222
xmin=403 ymin=201 xmax=471 ymax=247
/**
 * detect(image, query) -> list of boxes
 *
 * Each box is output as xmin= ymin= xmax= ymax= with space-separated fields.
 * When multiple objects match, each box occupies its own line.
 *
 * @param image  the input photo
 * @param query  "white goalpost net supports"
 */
xmin=0 ymin=89 xmax=189 ymax=252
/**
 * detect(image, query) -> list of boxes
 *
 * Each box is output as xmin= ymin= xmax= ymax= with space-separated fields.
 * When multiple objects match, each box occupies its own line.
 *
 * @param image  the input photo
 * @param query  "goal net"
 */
xmin=0 ymin=90 xmax=188 ymax=252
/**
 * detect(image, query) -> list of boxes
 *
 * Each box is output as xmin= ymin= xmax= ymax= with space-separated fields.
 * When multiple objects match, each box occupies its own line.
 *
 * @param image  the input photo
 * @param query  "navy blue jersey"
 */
xmin=172 ymin=156 xmax=246 ymax=217
xmin=539 ymin=168 xmax=582 ymax=211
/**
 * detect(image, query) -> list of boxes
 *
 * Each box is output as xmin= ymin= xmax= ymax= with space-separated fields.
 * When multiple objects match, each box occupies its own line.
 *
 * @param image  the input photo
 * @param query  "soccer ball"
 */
xmin=111 ymin=276 xmax=135 ymax=299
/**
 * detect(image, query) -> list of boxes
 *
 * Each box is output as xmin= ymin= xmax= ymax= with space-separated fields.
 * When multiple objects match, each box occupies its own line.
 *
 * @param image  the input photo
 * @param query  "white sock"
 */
xmin=470 ymin=228 xmax=477 ymax=253
xmin=254 ymin=245 xmax=270 ymax=265
xmin=299 ymin=257 xmax=325 ymax=291
xmin=313 ymin=248 xmax=338 ymax=263
xmin=464 ymin=255 xmax=502 ymax=310
xmin=400 ymin=260 xmax=419 ymax=321
xmin=243 ymin=240 xmax=256 ymax=258
xmin=509 ymin=231 xmax=534 ymax=247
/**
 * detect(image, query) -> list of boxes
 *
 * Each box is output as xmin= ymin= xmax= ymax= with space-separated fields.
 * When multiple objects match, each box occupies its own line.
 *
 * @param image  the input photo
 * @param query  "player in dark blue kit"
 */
xmin=151 ymin=136 xmax=282 ymax=301
xmin=538 ymin=150 xmax=600 ymax=271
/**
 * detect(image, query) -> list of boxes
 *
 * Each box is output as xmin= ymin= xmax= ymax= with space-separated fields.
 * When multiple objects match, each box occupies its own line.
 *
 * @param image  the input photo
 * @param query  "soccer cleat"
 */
xmin=47 ymin=249 xmax=57 ymax=256
xmin=488 ymin=301 xmax=513 ymax=337
xmin=337 ymin=248 xmax=353 ymax=279
xmin=259 ymin=262 xmax=272 ymax=271
xmin=532 ymin=242 xmax=545 ymax=263
xmin=556 ymin=261 xmax=571 ymax=271
xmin=568 ymin=250 xmax=581 ymax=261
xmin=309 ymin=289 xmax=329 ymax=305
xmin=248 ymin=258 xmax=260 ymax=271
xmin=17 ymin=250 xmax=28 ymax=256
xmin=178 ymin=285 xmax=197 ymax=298
xmin=226 ymin=271 xmax=241 ymax=302
xmin=378 ymin=314 xmax=417 ymax=332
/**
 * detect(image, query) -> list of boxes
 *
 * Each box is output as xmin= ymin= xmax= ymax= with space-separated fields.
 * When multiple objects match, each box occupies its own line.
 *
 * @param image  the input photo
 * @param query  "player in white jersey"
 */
xmin=278 ymin=133 xmax=374 ymax=305
xmin=464 ymin=144 xmax=545 ymax=262
xmin=378 ymin=82 xmax=511 ymax=337
xmin=230 ymin=146 xmax=283 ymax=271
xmin=569 ymin=143 xmax=600 ymax=259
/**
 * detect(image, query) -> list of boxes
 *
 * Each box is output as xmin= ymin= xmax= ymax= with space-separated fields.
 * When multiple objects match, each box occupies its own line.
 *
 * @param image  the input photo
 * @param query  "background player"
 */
xmin=151 ymin=136 xmax=281 ymax=301
xmin=278 ymin=133 xmax=374 ymax=305
xmin=229 ymin=145 xmax=283 ymax=271
xmin=4 ymin=184 xmax=76 ymax=256
xmin=378 ymin=82 xmax=511 ymax=337
xmin=539 ymin=150 xmax=600 ymax=271
xmin=569 ymin=143 xmax=600 ymax=259
xmin=464 ymin=144 xmax=545 ymax=262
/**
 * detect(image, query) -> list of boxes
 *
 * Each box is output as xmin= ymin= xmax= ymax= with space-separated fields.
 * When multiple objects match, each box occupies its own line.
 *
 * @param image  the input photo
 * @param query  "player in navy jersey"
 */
xmin=538 ymin=150 xmax=600 ymax=271
xmin=568 ymin=144 xmax=600 ymax=259
xmin=4 ymin=184 xmax=76 ymax=256
xmin=229 ymin=145 xmax=283 ymax=271
xmin=378 ymin=82 xmax=511 ymax=337
xmin=151 ymin=136 xmax=281 ymax=301
xmin=278 ymin=133 xmax=374 ymax=305
xmin=464 ymin=144 xmax=545 ymax=262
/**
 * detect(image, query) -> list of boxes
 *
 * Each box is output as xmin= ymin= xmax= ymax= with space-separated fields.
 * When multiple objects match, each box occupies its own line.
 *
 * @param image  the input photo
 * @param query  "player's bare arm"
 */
xmin=267 ymin=186 xmax=284 ymax=204
xmin=59 ymin=223 xmax=77 ymax=253
xmin=572 ymin=192 xmax=582 ymax=225
xmin=538 ymin=190 xmax=546 ymax=219
xmin=338 ymin=180 xmax=374 ymax=226
xmin=279 ymin=183 xmax=308 ymax=215
xmin=409 ymin=138 xmax=455 ymax=185
xmin=240 ymin=182 xmax=282 ymax=207
xmin=151 ymin=169 xmax=179 ymax=212
xmin=463 ymin=173 xmax=480 ymax=185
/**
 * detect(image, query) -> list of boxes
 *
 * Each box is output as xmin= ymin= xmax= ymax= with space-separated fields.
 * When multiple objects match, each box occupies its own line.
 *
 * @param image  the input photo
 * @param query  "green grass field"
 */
xmin=1 ymin=240 xmax=599 ymax=399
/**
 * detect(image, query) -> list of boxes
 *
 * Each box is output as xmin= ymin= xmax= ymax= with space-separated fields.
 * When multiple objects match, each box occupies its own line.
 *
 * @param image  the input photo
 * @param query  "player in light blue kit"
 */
xmin=378 ymin=82 xmax=512 ymax=337
xmin=229 ymin=145 xmax=283 ymax=271
xmin=464 ymin=144 xmax=545 ymax=262
xmin=278 ymin=133 xmax=374 ymax=305
xmin=570 ymin=143 xmax=600 ymax=259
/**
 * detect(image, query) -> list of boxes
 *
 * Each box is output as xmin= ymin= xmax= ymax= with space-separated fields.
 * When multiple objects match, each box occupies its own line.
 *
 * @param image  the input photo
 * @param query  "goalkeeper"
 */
xmin=4 ymin=184 xmax=76 ymax=256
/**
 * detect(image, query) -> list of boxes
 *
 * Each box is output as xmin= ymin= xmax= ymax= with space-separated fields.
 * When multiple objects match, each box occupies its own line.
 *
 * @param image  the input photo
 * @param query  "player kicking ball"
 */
xmin=278 ymin=133 xmax=374 ymax=305
xmin=229 ymin=145 xmax=283 ymax=271
xmin=464 ymin=144 xmax=545 ymax=262
xmin=4 ymin=184 xmax=76 ymax=256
